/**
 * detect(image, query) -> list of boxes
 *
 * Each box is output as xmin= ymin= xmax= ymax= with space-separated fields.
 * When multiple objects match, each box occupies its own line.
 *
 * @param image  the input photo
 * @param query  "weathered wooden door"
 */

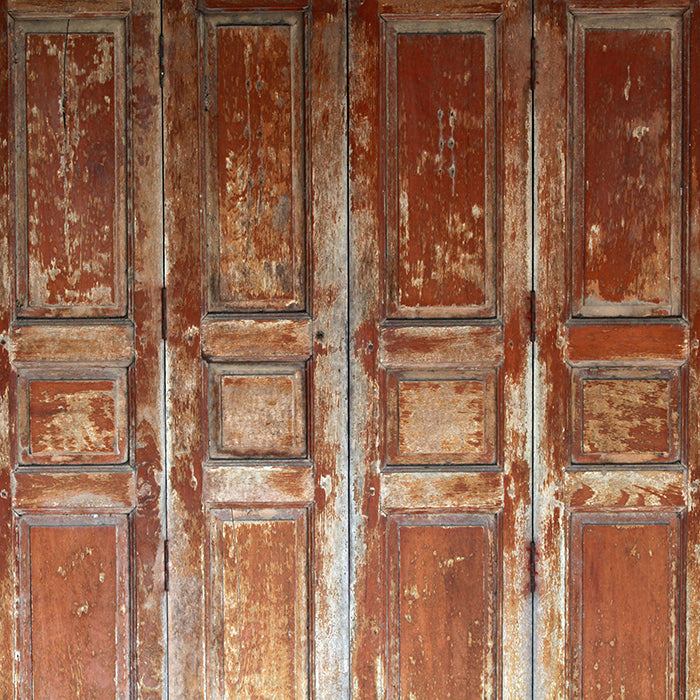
xmin=348 ymin=0 xmax=533 ymax=696
xmin=534 ymin=0 xmax=700 ymax=697
xmin=3 ymin=0 xmax=700 ymax=695
xmin=0 ymin=0 xmax=166 ymax=696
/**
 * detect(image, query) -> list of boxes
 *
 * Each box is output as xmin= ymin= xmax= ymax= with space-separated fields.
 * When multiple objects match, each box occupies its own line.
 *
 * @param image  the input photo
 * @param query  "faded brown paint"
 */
xmin=204 ymin=16 xmax=305 ymax=312
xmin=387 ymin=514 xmax=497 ymax=698
xmin=350 ymin=0 xmax=531 ymax=695
xmin=20 ymin=516 xmax=129 ymax=697
xmin=535 ymin=0 xmax=698 ymax=696
xmin=386 ymin=370 xmax=496 ymax=465
xmin=11 ymin=323 xmax=134 ymax=365
xmin=573 ymin=369 xmax=680 ymax=463
xmin=2 ymin=0 xmax=165 ymax=696
xmin=16 ymin=23 xmax=127 ymax=317
xmin=213 ymin=368 xmax=306 ymax=457
xmin=387 ymin=25 xmax=495 ymax=317
xmin=165 ymin=0 xmax=347 ymax=696
xmin=201 ymin=316 xmax=313 ymax=361
xmin=13 ymin=470 xmax=136 ymax=510
xmin=209 ymin=508 xmax=308 ymax=698
xmin=572 ymin=18 xmax=682 ymax=317
xmin=570 ymin=513 xmax=682 ymax=698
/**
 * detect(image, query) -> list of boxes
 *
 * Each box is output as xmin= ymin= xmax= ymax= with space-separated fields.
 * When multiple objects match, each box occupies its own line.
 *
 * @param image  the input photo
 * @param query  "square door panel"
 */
xmin=571 ymin=367 xmax=681 ymax=465
xmin=386 ymin=369 xmax=497 ymax=467
xmin=207 ymin=363 xmax=307 ymax=459
xmin=16 ymin=367 xmax=129 ymax=466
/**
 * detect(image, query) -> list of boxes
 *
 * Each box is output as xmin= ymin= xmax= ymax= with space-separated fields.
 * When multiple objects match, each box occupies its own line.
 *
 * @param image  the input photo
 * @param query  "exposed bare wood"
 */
xmin=201 ymin=316 xmax=313 ymax=361
xmin=203 ymin=465 xmax=314 ymax=504
xmin=11 ymin=323 xmax=134 ymax=365
xmin=379 ymin=323 xmax=503 ymax=368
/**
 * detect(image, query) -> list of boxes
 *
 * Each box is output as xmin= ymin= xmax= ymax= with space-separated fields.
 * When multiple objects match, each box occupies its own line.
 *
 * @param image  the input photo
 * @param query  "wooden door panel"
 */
xmin=0 ymin=0 xmax=164 ymax=695
xmin=349 ymin=0 xmax=531 ymax=695
xmin=164 ymin=0 xmax=347 ymax=695
xmin=535 ymin=0 xmax=700 ymax=696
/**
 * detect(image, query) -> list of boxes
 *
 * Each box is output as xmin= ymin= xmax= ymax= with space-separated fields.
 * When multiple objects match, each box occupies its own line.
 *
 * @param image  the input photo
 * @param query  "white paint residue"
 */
xmin=632 ymin=125 xmax=649 ymax=141
xmin=624 ymin=65 xmax=631 ymax=101
xmin=472 ymin=204 xmax=483 ymax=220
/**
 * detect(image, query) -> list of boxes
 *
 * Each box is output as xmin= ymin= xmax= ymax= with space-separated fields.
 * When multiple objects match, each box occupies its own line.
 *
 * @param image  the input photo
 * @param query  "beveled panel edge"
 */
xmin=12 ymin=469 xmax=136 ymax=511
xmin=11 ymin=322 xmax=135 ymax=366
xmin=569 ymin=11 xmax=684 ymax=319
xmin=379 ymin=322 xmax=503 ymax=368
xmin=381 ymin=471 xmax=503 ymax=511
xmin=203 ymin=464 xmax=314 ymax=504
xmin=201 ymin=316 xmax=312 ymax=361
xmin=202 ymin=12 xmax=306 ymax=313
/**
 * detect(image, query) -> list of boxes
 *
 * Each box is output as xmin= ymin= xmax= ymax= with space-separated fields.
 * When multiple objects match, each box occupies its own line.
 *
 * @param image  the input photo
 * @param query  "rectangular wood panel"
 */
xmin=208 ymin=507 xmax=309 ymax=698
xmin=16 ymin=368 xmax=129 ymax=466
xmin=570 ymin=511 xmax=683 ymax=698
xmin=571 ymin=367 xmax=681 ymax=465
xmin=386 ymin=368 xmax=497 ymax=466
xmin=13 ymin=19 xmax=127 ymax=318
xmin=387 ymin=513 xmax=497 ymax=698
xmin=571 ymin=14 xmax=683 ymax=318
xmin=19 ymin=515 xmax=130 ymax=698
xmin=203 ymin=13 xmax=306 ymax=312
xmin=385 ymin=18 xmax=497 ymax=318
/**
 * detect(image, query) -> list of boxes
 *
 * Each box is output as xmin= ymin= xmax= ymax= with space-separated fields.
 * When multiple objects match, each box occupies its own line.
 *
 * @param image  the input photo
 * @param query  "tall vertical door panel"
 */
xmin=0 ymin=0 xmax=165 ymax=695
xmin=349 ymin=0 xmax=533 ymax=695
xmin=534 ymin=0 xmax=700 ymax=696
xmin=163 ymin=0 xmax=348 ymax=695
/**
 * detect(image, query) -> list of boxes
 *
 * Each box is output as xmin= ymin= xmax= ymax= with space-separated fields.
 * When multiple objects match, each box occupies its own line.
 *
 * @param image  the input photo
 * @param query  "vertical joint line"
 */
xmin=161 ymin=286 xmax=167 ymax=341
xmin=159 ymin=33 xmax=165 ymax=88
xmin=164 ymin=538 xmax=169 ymax=592
xmin=530 ymin=289 xmax=536 ymax=343
xmin=530 ymin=35 xmax=536 ymax=93
xmin=529 ymin=540 xmax=537 ymax=593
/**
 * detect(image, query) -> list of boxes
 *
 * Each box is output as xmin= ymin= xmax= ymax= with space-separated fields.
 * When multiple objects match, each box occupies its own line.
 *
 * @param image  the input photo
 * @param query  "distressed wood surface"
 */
xmin=165 ymin=0 xmax=348 ymax=696
xmin=14 ymin=20 xmax=128 ymax=318
xmin=0 ymin=0 xmax=13 ymax=692
xmin=349 ymin=0 xmax=531 ymax=695
xmin=534 ymin=0 xmax=699 ymax=696
xmin=1 ymin=1 xmax=165 ymax=696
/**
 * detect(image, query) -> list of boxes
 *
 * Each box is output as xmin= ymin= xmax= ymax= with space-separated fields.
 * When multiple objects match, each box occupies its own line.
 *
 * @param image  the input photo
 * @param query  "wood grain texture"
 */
xmin=165 ymin=1 xmax=348 ymax=696
xmin=19 ymin=515 xmax=130 ymax=698
xmin=386 ymin=369 xmax=497 ymax=466
xmin=379 ymin=322 xmax=503 ymax=368
xmin=385 ymin=20 xmax=496 ymax=318
xmin=570 ymin=512 xmax=682 ymax=698
xmin=571 ymin=367 xmax=680 ymax=465
xmin=13 ymin=470 xmax=136 ymax=511
xmin=208 ymin=507 xmax=308 ymax=698
xmin=204 ymin=14 xmax=305 ymax=312
xmin=566 ymin=321 xmax=688 ymax=365
xmin=571 ymin=15 xmax=682 ymax=318
xmin=14 ymin=20 xmax=127 ymax=318
xmin=201 ymin=316 xmax=312 ymax=361
xmin=349 ymin=0 xmax=531 ymax=694
xmin=0 ymin=0 xmax=13 ymax=692
xmin=17 ymin=371 xmax=129 ymax=465
xmin=11 ymin=322 xmax=134 ymax=365
xmin=387 ymin=514 xmax=497 ymax=698
xmin=534 ymin=1 xmax=695 ymax=696
xmin=207 ymin=364 xmax=307 ymax=459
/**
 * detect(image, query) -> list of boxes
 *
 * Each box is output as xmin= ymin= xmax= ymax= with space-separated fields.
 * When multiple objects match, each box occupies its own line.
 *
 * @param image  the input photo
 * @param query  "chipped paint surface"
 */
xmin=350 ymin=0 xmax=531 ymax=695
xmin=165 ymin=0 xmax=348 ymax=696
